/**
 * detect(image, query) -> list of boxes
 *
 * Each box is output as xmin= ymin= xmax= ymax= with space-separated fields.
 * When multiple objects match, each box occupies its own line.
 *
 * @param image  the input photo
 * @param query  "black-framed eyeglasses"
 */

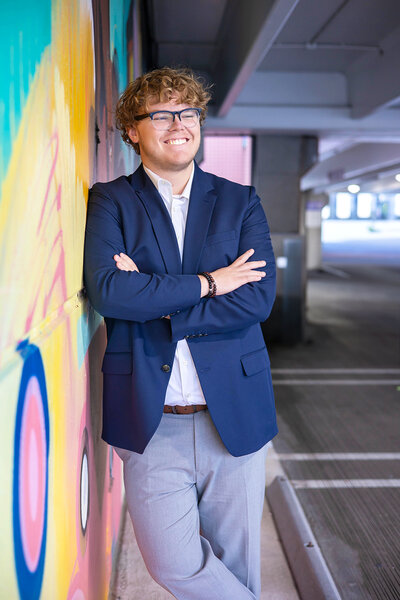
xmin=135 ymin=108 xmax=202 ymax=130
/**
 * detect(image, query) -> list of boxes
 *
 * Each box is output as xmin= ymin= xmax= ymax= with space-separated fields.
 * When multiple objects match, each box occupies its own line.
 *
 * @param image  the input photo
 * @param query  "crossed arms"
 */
xmin=84 ymin=187 xmax=276 ymax=339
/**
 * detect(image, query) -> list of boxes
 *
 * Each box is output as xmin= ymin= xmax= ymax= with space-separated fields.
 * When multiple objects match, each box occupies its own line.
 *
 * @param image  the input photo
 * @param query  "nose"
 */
xmin=169 ymin=113 xmax=185 ymax=130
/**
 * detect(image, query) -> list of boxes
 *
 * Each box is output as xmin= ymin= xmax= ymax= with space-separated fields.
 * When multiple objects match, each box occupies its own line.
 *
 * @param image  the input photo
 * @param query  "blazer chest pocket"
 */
xmin=101 ymin=352 xmax=132 ymax=374
xmin=205 ymin=229 xmax=236 ymax=246
xmin=241 ymin=348 xmax=269 ymax=376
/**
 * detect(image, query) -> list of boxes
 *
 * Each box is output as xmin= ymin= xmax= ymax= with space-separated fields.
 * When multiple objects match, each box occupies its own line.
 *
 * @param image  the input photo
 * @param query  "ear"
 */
xmin=127 ymin=125 xmax=139 ymax=144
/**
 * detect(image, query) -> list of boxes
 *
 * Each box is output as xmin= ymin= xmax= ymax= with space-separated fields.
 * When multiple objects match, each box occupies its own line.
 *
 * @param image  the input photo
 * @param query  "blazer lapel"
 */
xmin=133 ymin=166 xmax=182 ymax=274
xmin=182 ymin=164 xmax=217 ymax=275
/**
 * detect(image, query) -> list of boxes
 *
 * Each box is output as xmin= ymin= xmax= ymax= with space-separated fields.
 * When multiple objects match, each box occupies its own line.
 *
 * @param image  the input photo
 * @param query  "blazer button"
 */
xmin=161 ymin=364 xmax=171 ymax=373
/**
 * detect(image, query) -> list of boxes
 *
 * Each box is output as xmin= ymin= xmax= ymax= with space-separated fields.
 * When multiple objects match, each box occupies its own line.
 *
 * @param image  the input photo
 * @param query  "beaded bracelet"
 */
xmin=200 ymin=271 xmax=217 ymax=298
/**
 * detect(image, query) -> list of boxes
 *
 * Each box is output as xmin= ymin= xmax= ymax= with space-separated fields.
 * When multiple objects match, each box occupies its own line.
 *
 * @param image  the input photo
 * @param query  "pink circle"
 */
xmin=19 ymin=376 xmax=47 ymax=572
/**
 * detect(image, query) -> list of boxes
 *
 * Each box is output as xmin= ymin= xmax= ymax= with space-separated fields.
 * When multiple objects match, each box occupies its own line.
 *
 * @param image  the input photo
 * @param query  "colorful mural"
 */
xmin=0 ymin=1 xmax=141 ymax=598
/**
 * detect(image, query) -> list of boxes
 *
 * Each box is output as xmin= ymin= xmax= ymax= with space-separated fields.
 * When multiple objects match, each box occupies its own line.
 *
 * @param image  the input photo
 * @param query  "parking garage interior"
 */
xmin=2 ymin=1 xmax=400 ymax=599
xmin=114 ymin=2 xmax=400 ymax=598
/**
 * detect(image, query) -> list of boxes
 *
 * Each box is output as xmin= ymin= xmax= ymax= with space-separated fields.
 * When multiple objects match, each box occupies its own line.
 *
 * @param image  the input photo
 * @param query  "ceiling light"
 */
xmin=347 ymin=184 xmax=360 ymax=194
xmin=395 ymin=174 xmax=400 ymax=182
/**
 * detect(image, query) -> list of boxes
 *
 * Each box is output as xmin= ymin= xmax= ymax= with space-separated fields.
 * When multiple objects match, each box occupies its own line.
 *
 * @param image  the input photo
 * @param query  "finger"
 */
xmin=238 ymin=260 xmax=266 ymax=270
xmin=238 ymin=271 xmax=266 ymax=282
xmin=119 ymin=252 xmax=135 ymax=261
xmin=118 ymin=257 xmax=136 ymax=267
xmin=122 ymin=263 xmax=139 ymax=272
xmin=244 ymin=272 xmax=266 ymax=282
xmin=119 ymin=252 xmax=134 ymax=262
xmin=232 ymin=249 xmax=254 ymax=266
xmin=115 ymin=257 xmax=138 ymax=272
xmin=115 ymin=262 xmax=129 ymax=271
xmin=115 ymin=257 xmax=131 ymax=267
xmin=114 ymin=253 xmax=131 ymax=264
xmin=115 ymin=253 xmax=139 ymax=270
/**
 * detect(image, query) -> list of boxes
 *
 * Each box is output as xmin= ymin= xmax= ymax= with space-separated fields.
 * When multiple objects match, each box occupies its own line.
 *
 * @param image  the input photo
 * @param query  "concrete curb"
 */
xmin=266 ymin=475 xmax=341 ymax=600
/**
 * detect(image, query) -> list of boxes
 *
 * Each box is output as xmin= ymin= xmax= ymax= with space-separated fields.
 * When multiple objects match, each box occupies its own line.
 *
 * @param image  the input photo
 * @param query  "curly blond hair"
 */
xmin=115 ymin=67 xmax=212 ymax=154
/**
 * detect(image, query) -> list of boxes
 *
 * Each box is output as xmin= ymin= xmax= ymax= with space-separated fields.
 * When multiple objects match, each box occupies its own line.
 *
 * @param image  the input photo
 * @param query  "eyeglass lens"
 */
xmin=151 ymin=109 xmax=200 ymax=130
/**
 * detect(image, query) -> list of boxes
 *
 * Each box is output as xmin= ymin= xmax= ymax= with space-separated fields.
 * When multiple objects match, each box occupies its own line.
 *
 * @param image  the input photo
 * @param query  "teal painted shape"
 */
xmin=0 ymin=0 xmax=51 ymax=182
xmin=77 ymin=308 xmax=103 ymax=369
xmin=109 ymin=0 xmax=132 ymax=94
xmin=109 ymin=0 xmax=134 ymax=171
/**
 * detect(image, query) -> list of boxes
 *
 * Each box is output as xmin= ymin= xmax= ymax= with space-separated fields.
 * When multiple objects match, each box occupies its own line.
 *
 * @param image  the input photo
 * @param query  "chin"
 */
xmin=169 ymin=160 xmax=194 ymax=172
xmin=168 ymin=153 xmax=197 ymax=168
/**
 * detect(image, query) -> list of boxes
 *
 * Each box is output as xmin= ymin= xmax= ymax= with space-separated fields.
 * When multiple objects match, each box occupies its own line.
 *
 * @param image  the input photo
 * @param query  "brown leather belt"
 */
xmin=163 ymin=404 xmax=208 ymax=414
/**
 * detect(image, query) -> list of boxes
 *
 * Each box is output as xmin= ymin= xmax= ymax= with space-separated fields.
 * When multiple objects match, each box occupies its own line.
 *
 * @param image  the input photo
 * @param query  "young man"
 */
xmin=84 ymin=67 xmax=277 ymax=599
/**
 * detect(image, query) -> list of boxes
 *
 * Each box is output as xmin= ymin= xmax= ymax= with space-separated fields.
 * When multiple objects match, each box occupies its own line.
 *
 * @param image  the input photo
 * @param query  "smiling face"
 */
xmin=127 ymin=97 xmax=201 ymax=179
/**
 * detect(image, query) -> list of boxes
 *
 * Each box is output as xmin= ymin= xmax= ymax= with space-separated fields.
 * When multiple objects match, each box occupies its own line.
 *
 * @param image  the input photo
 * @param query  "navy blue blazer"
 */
xmin=84 ymin=163 xmax=277 ymax=456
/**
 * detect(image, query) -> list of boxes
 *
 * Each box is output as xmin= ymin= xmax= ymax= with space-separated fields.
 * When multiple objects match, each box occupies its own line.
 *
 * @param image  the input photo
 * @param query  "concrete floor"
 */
xmin=109 ymin=450 xmax=300 ymax=600
xmin=269 ymin=263 xmax=400 ymax=599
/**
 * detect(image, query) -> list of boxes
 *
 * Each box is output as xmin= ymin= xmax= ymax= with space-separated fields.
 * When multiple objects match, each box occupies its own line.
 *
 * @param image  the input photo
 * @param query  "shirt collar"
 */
xmin=143 ymin=163 xmax=194 ymax=200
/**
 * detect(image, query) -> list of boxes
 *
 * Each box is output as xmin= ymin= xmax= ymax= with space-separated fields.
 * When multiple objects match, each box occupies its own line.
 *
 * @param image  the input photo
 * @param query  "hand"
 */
xmin=113 ymin=252 xmax=140 ymax=272
xmin=199 ymin=249 xmax=266 ymax=297
xmin=113 ymin=253 xmax=172 ymax=319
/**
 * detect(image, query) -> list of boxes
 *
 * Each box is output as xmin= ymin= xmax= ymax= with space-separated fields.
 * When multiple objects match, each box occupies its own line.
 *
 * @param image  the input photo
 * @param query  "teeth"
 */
xmin=166 ymin=139 xmax=187 ymax=145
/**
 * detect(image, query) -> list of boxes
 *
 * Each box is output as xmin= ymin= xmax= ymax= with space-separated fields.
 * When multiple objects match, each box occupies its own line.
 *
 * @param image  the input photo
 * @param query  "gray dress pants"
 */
xmin=114 ymin=409 xmax=268 ymax=599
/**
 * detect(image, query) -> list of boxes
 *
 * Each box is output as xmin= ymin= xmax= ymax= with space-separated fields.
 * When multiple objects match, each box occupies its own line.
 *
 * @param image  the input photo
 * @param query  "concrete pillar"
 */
xmin=304 ymin=192 xmax=329 ymax=271
xmin=253 ymin=135 xmax=317 ymax=343
xmin=350 ymin=194 xmax=358 ymax=219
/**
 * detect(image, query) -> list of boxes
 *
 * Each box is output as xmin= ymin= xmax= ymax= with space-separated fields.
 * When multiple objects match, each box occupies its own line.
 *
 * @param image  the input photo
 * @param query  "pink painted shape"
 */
xmin=70 ymin=590 xmax=86 ymax=600
xmin=19 ymin=376 xmax=47 ymax=572
xmin=25 ymin=132 xmax=67 ymax=333
xmin=28 ymin=429 xmax=39 ymax=521
xmin=37 ymin=133 xmax=59 ymax=233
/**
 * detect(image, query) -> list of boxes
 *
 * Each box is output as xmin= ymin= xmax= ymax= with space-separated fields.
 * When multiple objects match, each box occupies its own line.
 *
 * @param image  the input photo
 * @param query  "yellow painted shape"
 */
xmin=0 ymin=364 xmax=23 ymax=599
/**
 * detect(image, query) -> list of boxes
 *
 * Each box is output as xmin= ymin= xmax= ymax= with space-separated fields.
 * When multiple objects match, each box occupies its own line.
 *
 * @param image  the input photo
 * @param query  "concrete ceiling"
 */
xmin=301 ymin=142 xmax=400 ymax=191
xmin=146 ymin=0 xmax=400 ymax=191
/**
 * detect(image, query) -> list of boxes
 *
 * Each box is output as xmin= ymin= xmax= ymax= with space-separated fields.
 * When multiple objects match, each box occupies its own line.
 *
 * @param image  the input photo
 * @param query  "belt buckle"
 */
xmin=171 ymin=405 xmax=179 ymax=414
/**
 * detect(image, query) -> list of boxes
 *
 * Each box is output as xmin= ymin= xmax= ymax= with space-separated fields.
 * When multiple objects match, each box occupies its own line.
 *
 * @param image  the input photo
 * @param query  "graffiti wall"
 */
xmin=0 ymin=1 xmax=141 ymax=598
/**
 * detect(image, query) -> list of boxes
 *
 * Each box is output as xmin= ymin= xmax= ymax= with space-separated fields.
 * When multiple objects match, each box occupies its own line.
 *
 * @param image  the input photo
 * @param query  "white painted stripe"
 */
xmin=271 ymin=368 xmax=400 ymax=374
xmin=292 ymin=479 xmax=400 ymax=489
xmin=277 ymin=452 xmax=400 ymax=461
xmin=272 ymin=379 xmax=400 ymax=385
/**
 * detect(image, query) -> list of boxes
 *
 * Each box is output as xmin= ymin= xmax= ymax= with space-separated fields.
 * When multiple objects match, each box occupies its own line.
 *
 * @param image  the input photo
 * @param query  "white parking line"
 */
xmin=292 ymin=479 xmax=400 ymax=489
xmin=277 ymin=452 xmax=400 ymax=460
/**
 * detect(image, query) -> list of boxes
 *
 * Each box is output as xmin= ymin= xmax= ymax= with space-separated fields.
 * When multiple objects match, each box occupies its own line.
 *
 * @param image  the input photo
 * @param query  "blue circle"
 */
xmin=13 ymin=343 xmax=50 ymax=600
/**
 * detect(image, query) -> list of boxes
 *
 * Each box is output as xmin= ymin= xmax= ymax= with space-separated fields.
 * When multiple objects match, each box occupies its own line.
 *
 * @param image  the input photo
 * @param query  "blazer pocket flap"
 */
xmin=205 ymin=229 xmax=236 ymax=245
xmin=101 ymin=352 xmax=132 ymax=374
xmin=241 ymin=348 xmax=269 ymax=376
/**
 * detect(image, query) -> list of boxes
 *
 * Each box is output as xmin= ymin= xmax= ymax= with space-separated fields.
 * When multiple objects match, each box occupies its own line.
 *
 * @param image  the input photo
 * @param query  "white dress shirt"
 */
xmin=143 ymin=164 xmax=206 ymax=407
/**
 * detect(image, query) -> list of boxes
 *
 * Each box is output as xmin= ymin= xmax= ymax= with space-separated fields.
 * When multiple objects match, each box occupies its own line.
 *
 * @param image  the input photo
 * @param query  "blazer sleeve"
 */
xmin=84 ymin=190 xmax=201 ymax=323
xmin=169 ymin=188 xmax=276 ymax=341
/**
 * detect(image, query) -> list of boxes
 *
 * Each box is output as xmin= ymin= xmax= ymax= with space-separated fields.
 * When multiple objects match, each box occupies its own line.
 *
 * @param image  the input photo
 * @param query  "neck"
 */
xmin=143 ymin=161 xmax=194 ymax=194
